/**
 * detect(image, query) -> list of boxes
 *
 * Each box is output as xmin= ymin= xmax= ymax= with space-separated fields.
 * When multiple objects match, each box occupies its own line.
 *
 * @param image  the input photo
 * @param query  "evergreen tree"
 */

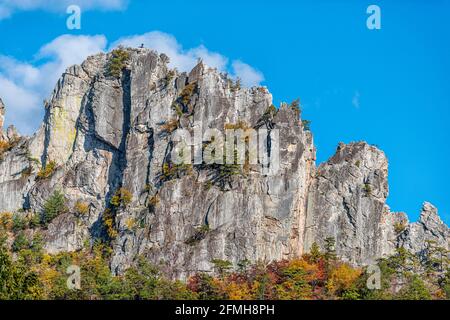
xmin=309 ymin=242 xmax=322 ymax=263
xmin=41 ymin=190 xmax=67 ymax=226
xmin=397 ymin=275 xmax=431 ymax=300
xmin=324 ymin=237 xmax=337 ymax=263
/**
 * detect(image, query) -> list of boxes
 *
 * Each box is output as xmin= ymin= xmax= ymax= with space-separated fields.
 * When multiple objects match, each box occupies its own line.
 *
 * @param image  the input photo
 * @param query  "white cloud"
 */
xmin=0 ymin=34 xmax=107 ymax=133
xmin=0 ymin=31 xmax=264 ymax=135
xmin=231 ymin=60 xmax=265 ymax=88
xmin=112 ymin=31 xmax=229 ymax=72
xmin=352 ymin=90 xmax=360 ymax=108
xmin=0 ymin=75 xmax=39 ymax=118
xmin=113 ymin=31 xmax=263 ymax=85
xmin=0 ymin=0 xmax=127 ymax=19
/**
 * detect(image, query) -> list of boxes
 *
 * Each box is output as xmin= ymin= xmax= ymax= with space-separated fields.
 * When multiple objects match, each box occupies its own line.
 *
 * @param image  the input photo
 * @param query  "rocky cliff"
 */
xmin=0 ymin=48 xmax=448 ymax=279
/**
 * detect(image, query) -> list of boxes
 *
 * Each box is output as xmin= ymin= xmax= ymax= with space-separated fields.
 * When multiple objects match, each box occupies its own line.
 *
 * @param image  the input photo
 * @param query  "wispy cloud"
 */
xmin=112 ymin=31 xmax=229 ymax=72
xmin=0 ymin=35 xmax=107 ymax=133
xmin=352 ymin=90 xmax=360 ymax=108
xmin=231 ymin=60 xmax=264 ymax=88
xmin=0 ymin=31 xmax=264 ymax=134
xmin=0 ymin=0 xmax=127 ymax=19
xmin=113 ymin=31 xmax=264 ymax=86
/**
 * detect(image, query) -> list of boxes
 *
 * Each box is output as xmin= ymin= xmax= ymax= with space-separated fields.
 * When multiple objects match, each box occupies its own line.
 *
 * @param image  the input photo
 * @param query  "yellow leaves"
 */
xmin=41 ymin=253 xmax=53 ymax=265
xmin=0 ymin=140 xmax=10 ymax=150
xmin=274 ymin=259 xmax=317 ymax=300
xmin=179 ymin=82 xmax=197 ymax=106
xmin=327 ymin=263 xmax=361 ymax=296
xmin=39 ymin=267 xmax=59 ymax=287
xmin=0 ymin=138 xmax=20 ymax=160
xmin=224 ymin=120 xmax=250 ymax=130
xmin=394 ymin=221 xmax=407 ymax=234
xmin=37 ymin=160 xmax=57 ymax=180
xmin=102 ymin=209 xmax=118 ymax=239
xmin=0 ymin=140 xmax=12 ymax=154
xmin=74 ymin=200 xmax=89 ymax=215
xmin=286 ymin=259 xmax=319 ymax=281
xmin=224 ymin=282 xmax=252 ymax=300
xmin=110 ymin=188 xmax=133 ymax=208
xmin=125 ymin=218 xmax=136 ymax=231
xmin=0 ymin=212 xmax=13 ymax=230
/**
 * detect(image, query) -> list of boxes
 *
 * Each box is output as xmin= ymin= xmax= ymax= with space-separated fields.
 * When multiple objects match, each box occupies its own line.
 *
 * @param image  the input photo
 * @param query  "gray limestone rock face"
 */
xmin=398 ymin=202 xmax=449 ymax=256
xmin=108 ymin=53 xmax=316 ymax=278
xmin=304 ymin=142 xmax=396 ymax=265
xmin=0 ymin=136 xmax=34 ymax=212
xmin=0 ymin=48 xmax=448 ymax=279
xmin=0 ymin=98 xmax=6 ymax=142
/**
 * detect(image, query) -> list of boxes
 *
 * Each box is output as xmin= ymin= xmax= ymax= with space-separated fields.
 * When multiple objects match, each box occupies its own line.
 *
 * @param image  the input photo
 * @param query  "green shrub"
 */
xmin=12 ymin=214 xmax=27 ymax=232
xmin=394 ymin=221 xmax=406 ymax=234
xmin=0 ymin=246 xmax=42 ymax=299
xmin=28 ymin=213 xmax=40 ymax=229
xmin=363 ymin=183 xmax=372 ymax=196
xmin=443 ymin=270 xmax=450 ymax=299
xmin=41 ymin=190 xmax=67 ymax=226
xmin=302 ymin=119 xmax=311 ymax=131
xmin=324 ymin=237 xmax=337 ymax=264
xmin=211 ymin=259 xmax=232 ymax=277
xmin=74 ymin=201 xmax=89 ymax=216
xmin=262 ymin=104 xmax=277 ymax=121
xmin=308 ymin=242 xmax=322 ymax=263
xmin=102 ymin=208 xmax=118 ymax=239
xmin=107 ymin=47 xmax=130 ymax=78
xmin=229 ymin=78 xmax=241 ymax=92
xmin=37 ymin=160 xmax=57 ymax=180
xmin=179 ymin=82 xmax=196 ymax=106
xmin=397 ymin=275 xmax=432 ymax=300
xmin=289 ymin=98 xmax=301 ymax=116
xmin=110 ymin=188 xmax=133 ymax=208
xmin=224 ymin=120 xmax=250 ymax=130
xmin=161 ymin=163 xmax=193 ymax=181
xmin=163 ymin=69 xmax=176 ymax=87
xmin=185 ymin=224 xmax=210 ymax=245
xmin=171 ymin=82 xmax=198 ymax=116
xmin=12 ymin=232 xmax=29 ymax=252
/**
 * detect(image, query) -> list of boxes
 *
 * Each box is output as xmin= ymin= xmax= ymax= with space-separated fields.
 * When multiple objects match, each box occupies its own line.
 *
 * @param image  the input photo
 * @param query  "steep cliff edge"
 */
xmin=0 ymin=48 xmax=448 ymax=278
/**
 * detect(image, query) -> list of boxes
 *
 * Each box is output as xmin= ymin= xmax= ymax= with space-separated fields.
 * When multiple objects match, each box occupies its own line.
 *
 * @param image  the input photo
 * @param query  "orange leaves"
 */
xmin=326 ymin=263 xmax=362 ymax=296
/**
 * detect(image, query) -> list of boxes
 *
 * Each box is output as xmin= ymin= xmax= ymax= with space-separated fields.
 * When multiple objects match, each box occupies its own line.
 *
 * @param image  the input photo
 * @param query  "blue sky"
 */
xmin=0 ymin=0 xmax=449 ymax=224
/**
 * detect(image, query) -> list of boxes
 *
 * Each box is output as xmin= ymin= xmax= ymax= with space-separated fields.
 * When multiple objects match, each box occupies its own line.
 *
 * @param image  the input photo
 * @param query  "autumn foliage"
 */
xmin=0 ymin=231 xmax=448 ymax=300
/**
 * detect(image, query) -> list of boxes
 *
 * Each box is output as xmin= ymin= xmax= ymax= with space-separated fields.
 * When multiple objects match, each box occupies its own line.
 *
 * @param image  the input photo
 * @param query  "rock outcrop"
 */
xmin=304 ymin=142 xmax=391 ymax=265
xmin=0 ymin=48 xmax=448 ymax=278
xmin=398 ymin=202 xmax=449 ymax=257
